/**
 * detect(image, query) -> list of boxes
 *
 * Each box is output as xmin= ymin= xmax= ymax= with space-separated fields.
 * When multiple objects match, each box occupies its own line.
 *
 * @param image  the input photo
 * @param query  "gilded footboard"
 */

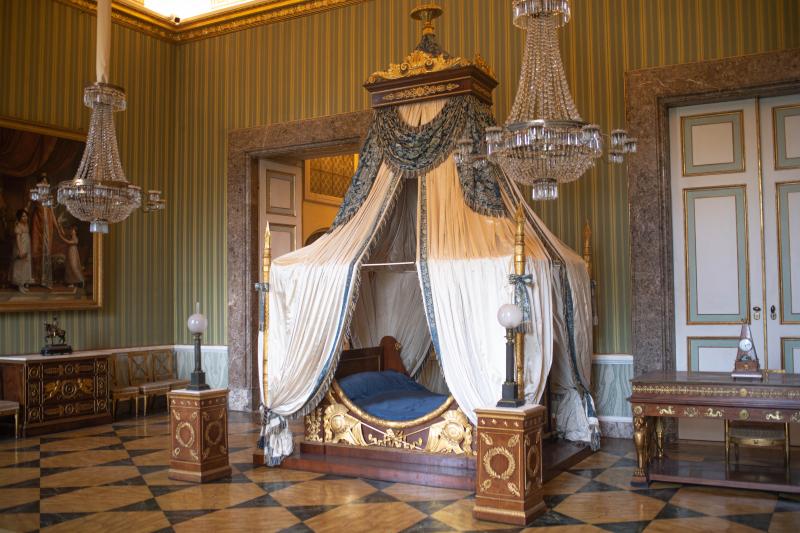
xmin=304 ymin=380 xmax=475 ymax=455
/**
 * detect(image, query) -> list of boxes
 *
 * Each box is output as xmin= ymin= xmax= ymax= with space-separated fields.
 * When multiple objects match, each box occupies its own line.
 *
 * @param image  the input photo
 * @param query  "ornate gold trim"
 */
xmin=175 ymin=421 xmax=196 ymax=448
xmin=367 ymin=50 xmax=494 ymax=84
xmin=331 ymin=380 xmax=453 ymax=429
xmin=633 ymin=383 xmax=800 ymax=400
xmin=483 ymin=447 xmax=515 ymax=480
xmin=55 ymin=0 xmax=369 ymax=44
xmin=381 ymin=83 xmax=459 ymax=103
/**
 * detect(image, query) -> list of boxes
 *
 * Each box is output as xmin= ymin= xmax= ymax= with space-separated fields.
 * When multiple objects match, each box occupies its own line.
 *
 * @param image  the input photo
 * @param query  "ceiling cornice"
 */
xmin=54 ymin=0 xmax=371 ymax=43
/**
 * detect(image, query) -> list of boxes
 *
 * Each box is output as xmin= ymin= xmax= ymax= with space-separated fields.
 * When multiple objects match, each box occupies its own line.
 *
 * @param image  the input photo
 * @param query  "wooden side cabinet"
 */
xmin=0 ymin=353 xmax=111 ymax=436
xmin=168 ymin=388 xmax=231 ymax=483
xmin=473 ymin=405 xmax=547 ymax=526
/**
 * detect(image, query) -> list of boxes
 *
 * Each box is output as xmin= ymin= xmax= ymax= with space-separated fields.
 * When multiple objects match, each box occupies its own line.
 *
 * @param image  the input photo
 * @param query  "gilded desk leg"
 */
xmin=631 ymin=415 xmax=649 ymax=485
xmin=654 ymin=417 xmax=665 ymax=459
xmin=785 ymin=423 xmax=790 ymax=468
xmin=144 ymin=396 xmax=148 ymax=417
xmin=135 ymin=396 xmax=139 ymax=417
xmin=14 ymin=411 xmax=18 ymax=439
xmin=724 ymin=420 xmax=730 ymax=465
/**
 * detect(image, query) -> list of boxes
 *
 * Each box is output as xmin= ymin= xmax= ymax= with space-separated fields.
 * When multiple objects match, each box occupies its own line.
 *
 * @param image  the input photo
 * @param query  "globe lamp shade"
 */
xmin=187 ymin=302 xmax=208 ymax=334
xmin=497 ymin=303 xmax=523 ymax=329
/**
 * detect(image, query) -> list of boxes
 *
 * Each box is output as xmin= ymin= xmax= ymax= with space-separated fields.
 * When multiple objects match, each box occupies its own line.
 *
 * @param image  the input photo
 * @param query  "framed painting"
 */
xmin=0 ymin=117 xmax=102 ymax=312
xmin=304 ymin=154 xmax=357 ymax=206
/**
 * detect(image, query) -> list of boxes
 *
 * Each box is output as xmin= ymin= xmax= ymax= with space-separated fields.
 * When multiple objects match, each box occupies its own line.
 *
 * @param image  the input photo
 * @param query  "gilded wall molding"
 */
xmin=55 ymin=0 xmax=370 ymax=43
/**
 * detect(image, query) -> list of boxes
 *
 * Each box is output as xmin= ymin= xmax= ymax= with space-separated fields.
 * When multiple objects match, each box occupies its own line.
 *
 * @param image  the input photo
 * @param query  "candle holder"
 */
xmin=496 ymin=303 xmax=524 ymax=407
xmin=186 ymin=302 xmax=209 ymax=391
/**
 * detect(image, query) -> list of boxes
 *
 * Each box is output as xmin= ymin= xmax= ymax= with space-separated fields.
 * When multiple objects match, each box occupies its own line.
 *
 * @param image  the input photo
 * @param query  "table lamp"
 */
xmin=187 ymin=302 xmax=210 ymax=391
xmin=497 ymin=302 xmax=524 ymax=407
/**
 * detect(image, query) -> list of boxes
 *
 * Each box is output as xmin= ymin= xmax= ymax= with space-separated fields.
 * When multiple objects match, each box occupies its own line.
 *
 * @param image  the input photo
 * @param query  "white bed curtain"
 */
xmin=259 ymin=162 xmax=402 ymax=418
xmin=349 ymin=182 xmax=432 ymax=375
xmin=406 ymin=100 xmax=554 ymax=426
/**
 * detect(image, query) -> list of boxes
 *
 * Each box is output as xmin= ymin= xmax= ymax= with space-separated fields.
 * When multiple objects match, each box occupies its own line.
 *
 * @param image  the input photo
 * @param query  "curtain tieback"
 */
xmin=508 ymin=273 xmax=534 ymax=333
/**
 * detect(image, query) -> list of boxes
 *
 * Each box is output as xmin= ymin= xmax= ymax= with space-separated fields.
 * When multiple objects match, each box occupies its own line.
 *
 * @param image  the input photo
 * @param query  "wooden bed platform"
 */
xmin=254 ymin=336 xmax=592 ymax=489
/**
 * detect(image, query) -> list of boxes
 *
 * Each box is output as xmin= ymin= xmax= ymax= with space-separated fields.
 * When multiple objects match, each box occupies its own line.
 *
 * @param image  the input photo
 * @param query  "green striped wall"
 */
xmin=0 ymin=0 xmax=174 ymax=354
xmin=170 ymin=0 xmax=800 ymax=350
xmin=3 ymin=0 xmax=799 ymax=353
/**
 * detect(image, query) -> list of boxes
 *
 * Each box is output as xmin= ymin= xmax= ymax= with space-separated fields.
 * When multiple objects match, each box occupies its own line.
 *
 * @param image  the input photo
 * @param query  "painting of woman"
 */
xmin=63 ymin=225 xmax=84 ymax=287
xmin=12 ymin=209 xmax=33 ymax=292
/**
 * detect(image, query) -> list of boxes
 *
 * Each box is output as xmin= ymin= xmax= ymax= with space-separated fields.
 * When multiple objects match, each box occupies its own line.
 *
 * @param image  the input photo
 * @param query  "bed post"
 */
xmin=514 ymin=206 xmax=526 ymax=401
xmin=261 ymin=223 xmax=271 ymax=405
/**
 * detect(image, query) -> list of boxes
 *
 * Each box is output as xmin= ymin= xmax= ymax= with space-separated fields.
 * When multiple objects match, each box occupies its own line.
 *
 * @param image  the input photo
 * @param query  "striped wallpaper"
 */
xmin=3 ymin=0 xmax=799 ymax=354
xmin=0 ymin=0 xmax=174 ymax=354
xmin=169 ymin=0 xmax=800 ymax=351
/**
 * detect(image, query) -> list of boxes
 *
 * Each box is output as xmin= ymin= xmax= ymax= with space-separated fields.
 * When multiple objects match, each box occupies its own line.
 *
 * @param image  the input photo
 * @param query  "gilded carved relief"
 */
xmin=313 ymin=391 xmax=474 ymax=455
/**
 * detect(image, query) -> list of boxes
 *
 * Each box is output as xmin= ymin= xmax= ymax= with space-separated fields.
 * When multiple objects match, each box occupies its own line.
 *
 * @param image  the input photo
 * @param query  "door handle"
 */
xmin=752 ymin=306 xmax=761 ymax=321
xmin=770 ymin=305 xmax=777 ymax=320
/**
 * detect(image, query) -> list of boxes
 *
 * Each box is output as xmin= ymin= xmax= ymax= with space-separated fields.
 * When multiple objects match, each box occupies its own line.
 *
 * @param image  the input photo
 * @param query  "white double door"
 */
xmin=669 ymin=95 xmax=800 ymax=438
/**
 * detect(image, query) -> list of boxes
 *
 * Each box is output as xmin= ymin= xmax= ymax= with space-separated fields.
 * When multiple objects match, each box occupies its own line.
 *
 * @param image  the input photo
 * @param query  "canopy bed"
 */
xmin=252 ymin=6 xmax=598 ymax=488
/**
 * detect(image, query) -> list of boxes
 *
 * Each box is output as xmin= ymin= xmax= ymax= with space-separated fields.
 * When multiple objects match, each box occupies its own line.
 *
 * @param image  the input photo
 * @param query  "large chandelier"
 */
xmin=29 ymin=0 xmax=164 ymax=232
xmin=458 ymin=0 xmax=636 ymax=201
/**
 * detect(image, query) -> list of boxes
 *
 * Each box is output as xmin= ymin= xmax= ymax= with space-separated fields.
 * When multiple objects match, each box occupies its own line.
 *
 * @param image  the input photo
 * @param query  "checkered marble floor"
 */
xmin=0 ymin=412 xmax=799 ymax=532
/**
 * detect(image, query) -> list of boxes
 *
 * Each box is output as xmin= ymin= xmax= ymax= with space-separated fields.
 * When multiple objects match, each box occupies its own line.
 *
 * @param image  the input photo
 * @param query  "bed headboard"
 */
xmin=335 ymin=336 xmax=405 ymax=379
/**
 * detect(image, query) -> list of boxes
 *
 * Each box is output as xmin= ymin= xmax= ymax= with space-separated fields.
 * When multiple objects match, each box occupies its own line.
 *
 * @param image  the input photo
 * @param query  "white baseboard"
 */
xmin=591 ymin=354 xmax=633 ymax=364
xmin=598 ymin=415 xmax=632 ymax=423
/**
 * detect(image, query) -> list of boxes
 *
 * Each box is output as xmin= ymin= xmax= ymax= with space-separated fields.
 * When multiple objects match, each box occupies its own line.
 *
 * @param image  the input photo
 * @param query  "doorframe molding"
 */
xmin=226 ymin=111 xmax=371 ymax=411
xmin=625 ymin=48 xmax=800 ymax=377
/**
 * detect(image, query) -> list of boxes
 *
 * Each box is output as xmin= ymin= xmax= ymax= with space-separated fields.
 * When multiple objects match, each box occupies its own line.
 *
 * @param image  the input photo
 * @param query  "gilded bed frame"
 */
xmin=303 ymin=336 xmax=475 ymax=456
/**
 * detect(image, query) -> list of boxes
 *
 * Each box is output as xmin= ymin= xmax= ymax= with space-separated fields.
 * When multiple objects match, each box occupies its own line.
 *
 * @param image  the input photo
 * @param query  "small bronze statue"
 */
xmin=41 ymin=315 xmax=72 ymax=355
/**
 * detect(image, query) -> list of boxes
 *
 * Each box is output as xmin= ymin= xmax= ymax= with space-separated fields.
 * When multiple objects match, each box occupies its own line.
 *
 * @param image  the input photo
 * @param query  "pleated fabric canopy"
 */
xmin=256 ymin=15 xmax=599 ymax=466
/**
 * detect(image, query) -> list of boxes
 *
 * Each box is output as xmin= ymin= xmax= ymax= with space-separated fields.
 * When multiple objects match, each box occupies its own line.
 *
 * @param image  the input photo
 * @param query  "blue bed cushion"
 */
xmin=338 ymin=370 xmax=427 ymax=402
xmin=358 ymin=390 xmax=449 ymax=421
xmin=338 ymin=371 xmax=448 ymax=421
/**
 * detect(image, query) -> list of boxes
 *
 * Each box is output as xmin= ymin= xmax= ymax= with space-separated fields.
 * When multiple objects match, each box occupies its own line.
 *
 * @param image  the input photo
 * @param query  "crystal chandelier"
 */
xmin=29 ymin=0 xmax=164 ymax=232
xmin=457 ymin=0 xmax=636 ymax=201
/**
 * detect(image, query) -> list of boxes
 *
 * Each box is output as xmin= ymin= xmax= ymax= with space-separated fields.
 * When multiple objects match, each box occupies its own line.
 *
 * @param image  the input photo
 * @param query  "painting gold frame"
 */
xmin=0 ymin=116 xmax=103 ymax=313
xmin=303 ymin=155 xmax=357 ymax=206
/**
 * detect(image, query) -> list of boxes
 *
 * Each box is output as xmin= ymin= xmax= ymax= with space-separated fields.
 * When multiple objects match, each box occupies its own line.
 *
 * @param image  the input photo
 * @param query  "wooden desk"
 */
xmin=629 ymin=371 xmax=800 ymax=493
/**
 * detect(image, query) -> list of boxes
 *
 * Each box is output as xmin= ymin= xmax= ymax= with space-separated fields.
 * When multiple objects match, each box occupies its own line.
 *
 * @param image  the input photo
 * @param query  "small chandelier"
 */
xmin=457 ymin=0 xmax=636 ymax=201
xmin=30 ymin=0 xmax=164 ymax=232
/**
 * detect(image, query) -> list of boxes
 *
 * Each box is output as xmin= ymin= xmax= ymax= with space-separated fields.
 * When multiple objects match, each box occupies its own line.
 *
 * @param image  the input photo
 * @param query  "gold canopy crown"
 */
xmin=366 ymin=4 xmax=495 ymax=84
